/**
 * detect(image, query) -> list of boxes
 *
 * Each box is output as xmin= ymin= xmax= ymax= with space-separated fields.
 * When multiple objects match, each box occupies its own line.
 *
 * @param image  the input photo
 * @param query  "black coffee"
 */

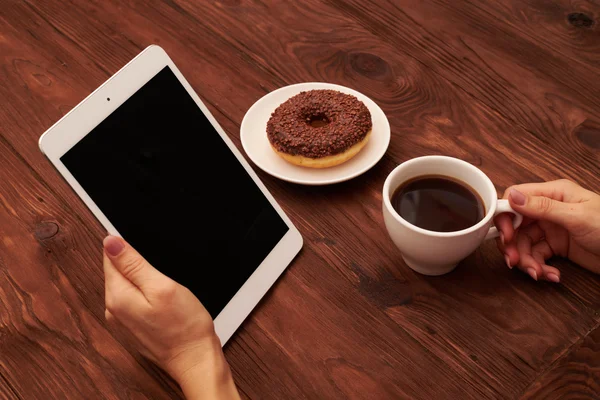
xmin=391 ymin=175 xmax=485 ymax=232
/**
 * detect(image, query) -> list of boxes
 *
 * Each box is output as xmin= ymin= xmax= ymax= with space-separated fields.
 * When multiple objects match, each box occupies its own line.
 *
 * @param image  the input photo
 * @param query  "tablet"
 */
xmin=39 ymin=45 xmax=303 ymax=345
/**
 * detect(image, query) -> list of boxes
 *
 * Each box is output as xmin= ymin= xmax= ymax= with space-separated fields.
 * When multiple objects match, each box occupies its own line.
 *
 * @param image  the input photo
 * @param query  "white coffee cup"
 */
xmin=382 ymin=156 xmax=523 ymax=276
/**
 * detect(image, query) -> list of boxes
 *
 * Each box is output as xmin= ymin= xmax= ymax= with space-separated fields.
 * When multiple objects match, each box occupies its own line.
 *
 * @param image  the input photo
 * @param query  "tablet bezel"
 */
xmin=39 ymin=45 xmax=303 ymax=345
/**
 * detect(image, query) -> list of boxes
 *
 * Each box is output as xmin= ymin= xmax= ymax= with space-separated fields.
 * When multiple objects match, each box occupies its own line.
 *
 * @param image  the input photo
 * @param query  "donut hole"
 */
xmin=307 ymin=113 xmax=330 ymax=128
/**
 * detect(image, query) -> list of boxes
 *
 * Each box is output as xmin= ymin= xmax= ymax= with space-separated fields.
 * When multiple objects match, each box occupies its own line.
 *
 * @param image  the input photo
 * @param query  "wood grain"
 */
xmin=1 ymin=0 xmax=599 ymax=399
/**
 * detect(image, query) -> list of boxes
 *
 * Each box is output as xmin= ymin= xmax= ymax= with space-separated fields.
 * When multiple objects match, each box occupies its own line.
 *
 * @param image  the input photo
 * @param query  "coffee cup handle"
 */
xmin=485 ymin=199 xmax=523 ymax=241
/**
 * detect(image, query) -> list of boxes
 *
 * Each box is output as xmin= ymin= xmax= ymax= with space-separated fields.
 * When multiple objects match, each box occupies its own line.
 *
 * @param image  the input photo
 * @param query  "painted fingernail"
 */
xmin=104 ymin=236 xmax=124 ymax=257
xmin=505 ymin=254 xmax=512 ymax=269
xmin=510 ymin=189 xmax=526 ymax=206
xmin=527 ymin=268 xmax=538 ymax=281
xmin=546 ymin=273 xmax=560 ymax=283
xmin=500 ymin=232 xmax=505 ymax=246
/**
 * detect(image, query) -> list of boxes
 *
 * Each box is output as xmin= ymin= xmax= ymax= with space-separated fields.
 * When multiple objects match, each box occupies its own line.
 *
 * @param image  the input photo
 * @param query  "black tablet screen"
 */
xmin=61 ymin=66 xmax=289 ymax=318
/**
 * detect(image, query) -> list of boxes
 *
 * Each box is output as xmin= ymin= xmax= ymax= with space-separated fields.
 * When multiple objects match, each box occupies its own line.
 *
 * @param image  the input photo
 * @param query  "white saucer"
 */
xmin=240 ymin=82 xmax=391 ymax=185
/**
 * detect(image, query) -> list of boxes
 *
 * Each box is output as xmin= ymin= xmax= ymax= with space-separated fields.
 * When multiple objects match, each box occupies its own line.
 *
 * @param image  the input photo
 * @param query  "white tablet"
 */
xmin=39 ymin=45 xmax=303 ymax=345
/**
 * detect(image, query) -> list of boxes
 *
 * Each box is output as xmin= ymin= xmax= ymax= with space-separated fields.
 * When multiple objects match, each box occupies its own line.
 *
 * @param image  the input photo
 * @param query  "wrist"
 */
xmin=168 ymin=335 xmax=239 ymax=399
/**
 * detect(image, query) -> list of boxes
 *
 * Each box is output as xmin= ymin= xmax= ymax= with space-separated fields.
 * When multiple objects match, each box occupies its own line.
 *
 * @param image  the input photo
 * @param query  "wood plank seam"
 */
xmin=517 ymin=318 xmax=600 ymax=398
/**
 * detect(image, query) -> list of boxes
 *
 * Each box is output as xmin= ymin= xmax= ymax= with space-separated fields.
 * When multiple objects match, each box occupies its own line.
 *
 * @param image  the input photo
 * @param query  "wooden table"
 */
xmin=1 ymin=1 xmax=599 ymax=399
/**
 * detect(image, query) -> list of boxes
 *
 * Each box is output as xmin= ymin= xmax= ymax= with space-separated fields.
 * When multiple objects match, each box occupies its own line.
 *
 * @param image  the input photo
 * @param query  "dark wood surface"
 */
xmin=1 ymin=0 xmax=599 ymax=399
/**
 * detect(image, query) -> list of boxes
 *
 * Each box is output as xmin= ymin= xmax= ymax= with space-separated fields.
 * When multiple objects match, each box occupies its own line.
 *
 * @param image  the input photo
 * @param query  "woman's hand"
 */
xmin=103 ymin=236 xmax=240 ymax=399
xmin=495 ymin=179 xmax=600 ymax=282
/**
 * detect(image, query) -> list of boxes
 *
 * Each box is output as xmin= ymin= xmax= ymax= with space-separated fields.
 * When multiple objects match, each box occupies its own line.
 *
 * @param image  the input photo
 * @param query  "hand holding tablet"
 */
xmin=39 ymin=45 xmax=303 ymax=345
xmin=103 ymin=235 xmax=241 ymax=399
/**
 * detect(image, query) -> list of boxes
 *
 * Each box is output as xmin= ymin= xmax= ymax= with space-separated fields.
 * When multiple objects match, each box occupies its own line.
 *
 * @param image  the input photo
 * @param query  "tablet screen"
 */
xmin=61 ymin=66 xmax=289 ymax=318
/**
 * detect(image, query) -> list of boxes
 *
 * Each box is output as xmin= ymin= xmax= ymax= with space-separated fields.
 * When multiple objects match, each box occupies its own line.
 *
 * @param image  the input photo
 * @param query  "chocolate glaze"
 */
xmin=267 ymin=90 xmax=372 ymax=158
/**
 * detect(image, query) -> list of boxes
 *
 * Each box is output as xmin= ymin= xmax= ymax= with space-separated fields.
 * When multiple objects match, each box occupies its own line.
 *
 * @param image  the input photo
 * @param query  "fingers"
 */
xmin=531 ymin=241 xmax=561 ymax=283
xmin=531 ymin=240 xmax=553 ymax=263
xmin=506 ymin=223 xmax=561 ymax=283
xmin=103 ymin=236 xmax=166 ymax=291
xmin=498 ymin=180 xmax=582 ymax=282
xmin=103 ymin=249 xmax=147 ymax=315
xmin=515 ymin=224 xmax=545 ymax=281
xmin=502 ymin=179 xmax=580 ymax=202
xmin=494 ymin=216 xmax=537 ymax=267
xmin=502 ymin=243 xmax=520 ymax=269
xmin=495 ymin=213 xmax=515 ymax=244
xmin=497 ymin=215 xmax=538 ymax=269
xmin=103 ymin=250 xmax=135 ymax=294
xmin=541 ymin=265 xmax=561 ymax=283
xmin=508 ymin=189 xmax=579 ymax=229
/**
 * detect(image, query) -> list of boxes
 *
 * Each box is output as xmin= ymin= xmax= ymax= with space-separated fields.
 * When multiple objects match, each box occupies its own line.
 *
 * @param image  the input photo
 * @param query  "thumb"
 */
xmin=508 ymin=188 xmax=577 ymax=227
xmin=103 ymin=235 xmax=164 ymax=289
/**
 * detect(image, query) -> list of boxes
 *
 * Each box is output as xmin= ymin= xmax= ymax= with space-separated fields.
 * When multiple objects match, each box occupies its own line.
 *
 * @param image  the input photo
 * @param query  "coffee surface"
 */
xmin=391 ymin=175 xmax=485 ymax=232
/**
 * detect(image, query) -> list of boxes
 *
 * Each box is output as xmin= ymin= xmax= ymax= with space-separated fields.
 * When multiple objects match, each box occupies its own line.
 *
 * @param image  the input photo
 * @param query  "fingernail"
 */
xmin=527 ymin=268 xmax=538 ymax=281
xmin=505 ymin=254 xmax=512 ymax=269
xmin=510 ymin=189 xmax=526 ymax=206
xmin=500 ymin=232 xmax=505 ymax=246
xmin=546 ymin=273 xmax=560 ymax=283
xmin=104 ymin=236 xmax=124 ymax=257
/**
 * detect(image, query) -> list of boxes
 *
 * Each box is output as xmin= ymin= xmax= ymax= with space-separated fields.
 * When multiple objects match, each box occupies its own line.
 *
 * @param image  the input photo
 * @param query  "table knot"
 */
xmin=567 ymin=13 xmax=594 ymax=28
xmin=34 ymin=222 xmax=59 ymax=240
xmin=349 ymin=52 xmax=390 ymax=80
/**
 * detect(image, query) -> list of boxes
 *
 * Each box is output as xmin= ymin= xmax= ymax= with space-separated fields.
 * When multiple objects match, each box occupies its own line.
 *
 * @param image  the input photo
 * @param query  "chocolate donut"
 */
xmin=267 ymin=89 xmax=373 ymax=168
